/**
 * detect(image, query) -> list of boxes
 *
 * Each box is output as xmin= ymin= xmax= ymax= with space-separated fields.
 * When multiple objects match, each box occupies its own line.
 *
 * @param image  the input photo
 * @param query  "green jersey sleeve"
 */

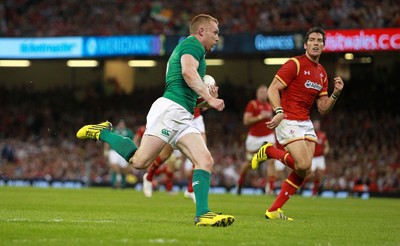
xmin=163 ymin=36 xmax=206 ymax=114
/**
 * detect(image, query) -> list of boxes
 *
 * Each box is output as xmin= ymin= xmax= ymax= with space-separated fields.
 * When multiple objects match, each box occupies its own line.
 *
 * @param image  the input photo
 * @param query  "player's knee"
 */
xmin=294 ymin=161 xmax=311 ymax=172
xmin=197 ymin=155 xmax=214 ymax=170
xmin=129 ymin=157 xmax=151 ymax=170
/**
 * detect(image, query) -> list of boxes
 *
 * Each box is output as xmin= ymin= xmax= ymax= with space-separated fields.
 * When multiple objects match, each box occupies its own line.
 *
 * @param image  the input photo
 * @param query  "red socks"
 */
xmin=146 ymin=156 xmax=163 ymax=181
xmin=268 ymin=171 xmax=304 ymax=212
xmin=312 ymin=179 xmax=320 ymax=196
xmin=266 ymin=147 xmax=295 ymax=170
xmin=187 ymin=167 xmax=194 ymax=193
xmin=268 ymin=175 xmax=276 ymax=193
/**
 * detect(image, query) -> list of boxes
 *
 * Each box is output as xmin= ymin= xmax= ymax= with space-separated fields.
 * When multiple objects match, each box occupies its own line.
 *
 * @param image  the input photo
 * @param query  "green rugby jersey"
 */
xmin=163 ymin=36 xmax=206 ymax=114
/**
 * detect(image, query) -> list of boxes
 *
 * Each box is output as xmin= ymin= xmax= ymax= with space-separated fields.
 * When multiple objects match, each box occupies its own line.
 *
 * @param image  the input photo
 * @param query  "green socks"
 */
xmin=111 ymin=171 xmax=117 ymax=188
xmin=100 ymin=130 xmax=137 ymax=162
xmin=110 ymin=171 xmax=126 ymax=188
xmin=193 ymin=169 xmax=211 ymax=216
xmin=121 ymin=173 xmax=126 ymax=188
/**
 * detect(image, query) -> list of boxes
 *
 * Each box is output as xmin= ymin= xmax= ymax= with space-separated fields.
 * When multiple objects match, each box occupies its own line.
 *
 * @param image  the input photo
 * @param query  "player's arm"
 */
xmin=243 ymin=111 xmax=256 ymax=126
xmin=181 ymin=54 xmax=213 ymax=102
xmin=181 ymin=54 xmax=224 ymax=111
xmin=266 ymin=77 xmax=285 ymax=129
xmin=316 ymin=77 xmax=344 ymax=115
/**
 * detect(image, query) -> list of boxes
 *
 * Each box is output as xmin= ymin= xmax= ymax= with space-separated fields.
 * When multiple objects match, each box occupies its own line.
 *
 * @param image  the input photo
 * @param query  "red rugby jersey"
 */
xmin=245 ymin=99 xmax=274 ymax=137
xmin=314 ymin=130 xmax=328 ymax=157
xmin=275 ymin=54 xmax=328 ymax=120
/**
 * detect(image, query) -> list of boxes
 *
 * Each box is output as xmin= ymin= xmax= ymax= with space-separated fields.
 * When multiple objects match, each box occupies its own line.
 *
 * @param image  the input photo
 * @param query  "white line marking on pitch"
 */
xmin=5 ymin=218 xmax=115 ymax=223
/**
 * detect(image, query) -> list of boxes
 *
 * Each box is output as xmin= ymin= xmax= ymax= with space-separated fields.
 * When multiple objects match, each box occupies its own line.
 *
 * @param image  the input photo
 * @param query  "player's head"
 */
xmin=304 ymin=27 xmax=325 ymax=60
xmin=256 ymin=84 xmax=268 ymax=103
xmin=304 ymin=27 xmax=326 ymax=45
xmin=190 ymin=14 xmax=219 ymax=53
xmin=116 ymin=119 xmax=126 ymax=129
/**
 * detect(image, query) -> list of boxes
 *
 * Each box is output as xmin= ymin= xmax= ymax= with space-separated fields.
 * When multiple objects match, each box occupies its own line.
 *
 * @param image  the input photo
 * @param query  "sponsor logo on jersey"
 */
xmin=304 ymin=80 xmax=322 ymax=91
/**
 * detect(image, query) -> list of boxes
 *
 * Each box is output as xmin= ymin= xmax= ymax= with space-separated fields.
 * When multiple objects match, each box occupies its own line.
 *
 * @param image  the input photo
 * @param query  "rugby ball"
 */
xmin=203 ymin=74 xmax=216 ymax=87
xmin=197 ymin=75 xmax=216 ymax=107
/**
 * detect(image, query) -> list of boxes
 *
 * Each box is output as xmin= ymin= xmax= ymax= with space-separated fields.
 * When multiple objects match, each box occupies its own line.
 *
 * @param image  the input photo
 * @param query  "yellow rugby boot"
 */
xmin=265 ymin=208 xmax=293 ymax=221
xmin=194 ymin=212 xmax=235 ymax=227
xmin=251 ymin=142 xmax=273 ymax=169
xmin=76 ymin=121 xmax=112 ymax=140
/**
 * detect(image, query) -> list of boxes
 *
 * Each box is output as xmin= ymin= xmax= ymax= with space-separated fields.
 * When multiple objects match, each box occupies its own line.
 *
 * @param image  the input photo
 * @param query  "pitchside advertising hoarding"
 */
xmin=0 ymin=37 xmax=83 ymax=58
xmin=0 ymin=35 xmax=164 ymax=59
xmin=324 ymin=28 xmax=400 ymax=52
xmin=236 ymin=28 xmax=400 ymax=53
xmin=83 ymin=35 xmax=164 ymax=57
xmin=165 ymin=28 xmax=400 ymax=54
xmin=0 ymin=28 xmax=398 ymax=58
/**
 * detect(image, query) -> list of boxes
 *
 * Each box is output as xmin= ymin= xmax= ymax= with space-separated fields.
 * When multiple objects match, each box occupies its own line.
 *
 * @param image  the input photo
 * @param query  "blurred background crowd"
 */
xmin=0 ymin=0 xmax=399 ymax=195
xmin=1 ymin=0 xmax=400 ymax=37
xmin=0 ymin=77 xmax=399 ymax=195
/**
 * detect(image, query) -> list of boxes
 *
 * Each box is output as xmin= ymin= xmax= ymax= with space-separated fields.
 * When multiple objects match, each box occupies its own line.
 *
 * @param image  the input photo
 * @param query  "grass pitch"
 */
xmin=1 ymin=186 xmax=399 ymax=246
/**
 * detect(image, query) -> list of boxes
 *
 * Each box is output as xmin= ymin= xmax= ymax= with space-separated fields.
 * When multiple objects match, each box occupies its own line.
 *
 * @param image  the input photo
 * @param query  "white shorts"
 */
xmin=274 ymin=160 xmax=287 ymax=171
xmin=311 ymin=156 xmax=326 ymax=172
xmin=275 ymin=119 xmax=317 ymax=146
xmin=108 ymin=149 xmax=128 ymax=168
xmin=145 ymin=97 xmax=200 ymax=149
xmin=245 ymin=133 xmax=276 ymax=160
xmin=193 ymin=115 xmax=205 ymax=133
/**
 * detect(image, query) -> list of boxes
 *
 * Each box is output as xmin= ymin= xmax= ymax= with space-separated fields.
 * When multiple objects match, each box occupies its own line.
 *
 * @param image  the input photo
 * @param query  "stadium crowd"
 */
xmin=0 ymin=78 xmax=399 ymax=195
xmin=1 ymin=0 xmax=399 ymax=37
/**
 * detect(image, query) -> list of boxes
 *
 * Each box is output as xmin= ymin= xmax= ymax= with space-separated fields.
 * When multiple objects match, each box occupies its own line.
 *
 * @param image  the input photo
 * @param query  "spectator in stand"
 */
xmin=1 ymin=0 xmax=399 ymax=37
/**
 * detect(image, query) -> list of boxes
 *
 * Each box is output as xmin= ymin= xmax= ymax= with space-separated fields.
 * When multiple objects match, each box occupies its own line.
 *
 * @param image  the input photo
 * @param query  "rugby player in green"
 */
xmin=76 ymin=14 xmax=235 ymax=227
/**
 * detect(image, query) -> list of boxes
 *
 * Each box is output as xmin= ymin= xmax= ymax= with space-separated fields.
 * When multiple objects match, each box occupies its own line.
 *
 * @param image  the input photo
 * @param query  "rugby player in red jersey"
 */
xmin=252 ymin=27 xmax=344 ymax=220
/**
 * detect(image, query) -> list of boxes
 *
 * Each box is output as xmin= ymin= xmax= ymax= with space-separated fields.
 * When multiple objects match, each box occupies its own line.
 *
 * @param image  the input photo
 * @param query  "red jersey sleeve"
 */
xmin=275 ymin=55 xmax=329 ymax=120
xmin=245 ymin=100 xmax=274 ymax=137
xmin=275 ymin=58 xmax=299 ymax=87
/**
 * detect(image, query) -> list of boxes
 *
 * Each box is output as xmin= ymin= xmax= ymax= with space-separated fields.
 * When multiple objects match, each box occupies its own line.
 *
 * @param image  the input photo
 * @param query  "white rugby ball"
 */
xmin=203 ymin=75 xmax=216 ymax=87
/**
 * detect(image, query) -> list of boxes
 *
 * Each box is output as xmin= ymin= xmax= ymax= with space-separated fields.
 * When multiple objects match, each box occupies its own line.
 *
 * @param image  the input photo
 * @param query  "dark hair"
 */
xmin=304 ymin=27 xmax=326 ymax=45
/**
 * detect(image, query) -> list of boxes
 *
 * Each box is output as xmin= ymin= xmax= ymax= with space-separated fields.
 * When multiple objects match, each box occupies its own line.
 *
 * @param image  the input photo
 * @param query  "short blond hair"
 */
xmin=189 ymin=14 xmax=218 ymax=34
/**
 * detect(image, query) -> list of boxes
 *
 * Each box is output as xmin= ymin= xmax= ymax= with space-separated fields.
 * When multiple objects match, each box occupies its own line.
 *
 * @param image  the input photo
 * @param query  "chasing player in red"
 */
xmin=310 ymin=119 xmax=330 ymax=196
xmin=236 ymin=85 xmax=275 ymax=195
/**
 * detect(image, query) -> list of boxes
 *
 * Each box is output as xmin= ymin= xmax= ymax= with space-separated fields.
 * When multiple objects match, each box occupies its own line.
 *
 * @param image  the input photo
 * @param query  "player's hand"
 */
xmin=266 ymin=113 xmax=284 ymax=129
xmin=260 ymin=110 xmax=273 ymax=119
xmin=207 ymin=97 xmax=225 ymax=111
xmin=208 ymin=84 xmax=219 ymax=98
xmin=333 ymin=76 xmax=344 ymax=95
